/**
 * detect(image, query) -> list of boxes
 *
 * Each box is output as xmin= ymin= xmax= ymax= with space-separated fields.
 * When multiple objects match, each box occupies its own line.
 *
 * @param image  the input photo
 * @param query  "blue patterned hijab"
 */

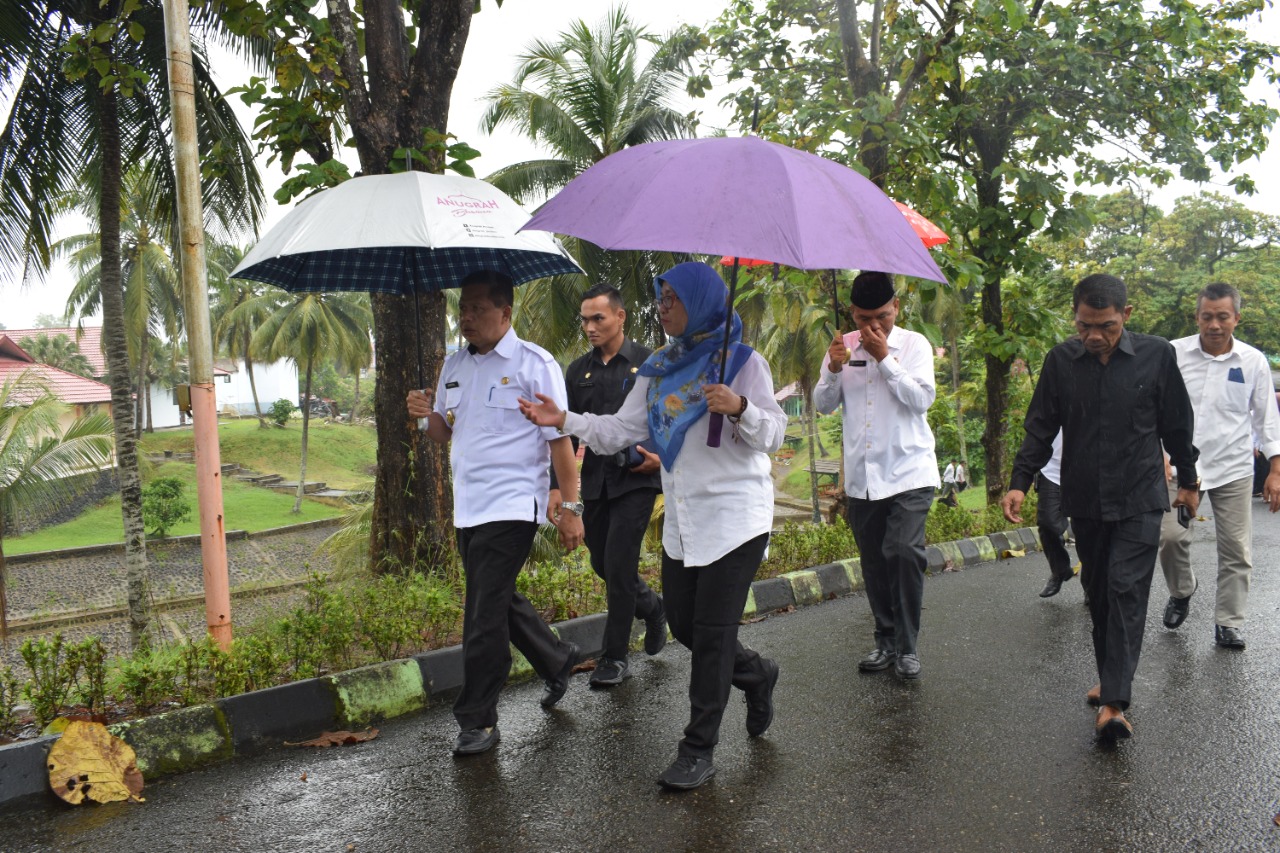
xmin=638 ymin=262 xmax=748 ymax=470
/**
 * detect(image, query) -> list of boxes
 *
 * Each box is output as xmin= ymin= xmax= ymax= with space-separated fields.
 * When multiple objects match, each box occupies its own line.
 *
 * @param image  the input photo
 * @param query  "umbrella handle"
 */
xmin=706 ymin=259 xmax=741 ymax=449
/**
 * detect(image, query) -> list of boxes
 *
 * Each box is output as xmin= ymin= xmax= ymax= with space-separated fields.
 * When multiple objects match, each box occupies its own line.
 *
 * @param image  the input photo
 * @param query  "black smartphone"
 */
xmin=1177 ymin=504 xmax=1192 ymax=529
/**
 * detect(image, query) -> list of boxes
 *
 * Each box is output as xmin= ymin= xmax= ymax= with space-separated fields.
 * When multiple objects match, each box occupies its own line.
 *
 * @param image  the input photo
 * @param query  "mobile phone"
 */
xmin=1177 ymin=504 xmax=1192 ymax=529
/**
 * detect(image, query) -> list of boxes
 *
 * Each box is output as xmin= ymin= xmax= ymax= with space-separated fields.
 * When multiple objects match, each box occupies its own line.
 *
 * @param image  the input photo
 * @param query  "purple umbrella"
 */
xmin=522 ymin=136 xmax=947 ymax=445
xmin=523 ymin=136 xmax=947 ymax=282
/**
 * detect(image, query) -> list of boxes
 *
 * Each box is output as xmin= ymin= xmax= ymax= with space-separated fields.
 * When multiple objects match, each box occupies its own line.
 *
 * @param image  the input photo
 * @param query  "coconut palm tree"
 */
xmin=0 ymin=372 xmax=115 ymax=639
xmin=0 ymin=0 xmax=263 ymax=647
xmin=243 ymin=291 xmax=372 ymax=512
xmin=208 ymin=241 xmax=273 ymax=422
xmin=481 ymin=7 xmax=700 ymax=355
xmin=756 ymin=273 xmax=837 ymax=523
xmin=14 ymin=332 xmax=95 ymax=379
xmin=59 ymin=169 xmax=185 ymax=436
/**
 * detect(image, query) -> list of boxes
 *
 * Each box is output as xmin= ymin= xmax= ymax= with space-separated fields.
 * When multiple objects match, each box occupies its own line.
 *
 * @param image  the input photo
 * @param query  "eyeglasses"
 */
xmin=659 ymin=293 xmax=679 ymax=310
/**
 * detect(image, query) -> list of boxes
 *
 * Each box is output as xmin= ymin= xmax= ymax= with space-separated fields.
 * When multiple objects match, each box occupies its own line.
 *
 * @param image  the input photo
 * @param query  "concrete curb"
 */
xmin=0 ymin=527 xmax=1042 ymax=809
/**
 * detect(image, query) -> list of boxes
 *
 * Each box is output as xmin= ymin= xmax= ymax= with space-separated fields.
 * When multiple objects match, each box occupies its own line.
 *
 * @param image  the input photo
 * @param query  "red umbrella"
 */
xmin=718 ymin=256 xmax=773 ymax=267
xmin=894 ymin=202 xmax=949 ymax=248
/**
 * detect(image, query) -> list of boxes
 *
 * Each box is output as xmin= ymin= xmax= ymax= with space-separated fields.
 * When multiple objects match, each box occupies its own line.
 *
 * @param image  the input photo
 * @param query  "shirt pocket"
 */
xmin=1128 ymin=380 xmax=1158 ymax=432
xmin=484 ymin=385 xmax=524 ymax=432
xmin=1222 ymin=372 xmax=1250 ymax=413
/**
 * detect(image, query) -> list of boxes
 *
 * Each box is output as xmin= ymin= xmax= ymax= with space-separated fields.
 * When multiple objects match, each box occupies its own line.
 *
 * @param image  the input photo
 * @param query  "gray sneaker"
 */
xmin=589 ymin=657 xmax=631 ymax=687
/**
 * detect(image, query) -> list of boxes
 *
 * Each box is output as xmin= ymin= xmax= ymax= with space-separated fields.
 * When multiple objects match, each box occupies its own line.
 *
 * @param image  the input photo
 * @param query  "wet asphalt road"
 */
xmin=2 ymin=503 xmax=1279 ymax=852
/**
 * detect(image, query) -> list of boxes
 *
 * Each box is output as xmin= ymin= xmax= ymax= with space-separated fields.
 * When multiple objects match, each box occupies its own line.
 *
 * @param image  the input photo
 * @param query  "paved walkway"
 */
xmin=4 ymin=501 xmax=1277 ymax=850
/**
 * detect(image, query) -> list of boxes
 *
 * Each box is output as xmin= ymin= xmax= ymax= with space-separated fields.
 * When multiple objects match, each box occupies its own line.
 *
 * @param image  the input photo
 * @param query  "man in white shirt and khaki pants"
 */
xmin=1158 ymin=282 xmax=1280 ymax=650
xmin=815 ymin=272 xmax=940 ymax=680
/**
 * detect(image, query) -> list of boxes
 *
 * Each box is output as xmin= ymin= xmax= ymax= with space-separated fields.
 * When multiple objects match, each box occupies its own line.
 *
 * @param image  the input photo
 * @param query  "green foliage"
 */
xmin=72 ymin=636 xmax=108 ymax=715
xmin=110 ymin=644 xmax=181 ymax=713
xmin=19 ymin=634 xmax=80 ymax=728
xmin=390 ymin=129 xmax=482 ymax=179
xmin=270 ymin=398 xmax=295 ymax=426
xmin=1 ymin=666 xmax=21 ymax=734
xmin=517 ymin=554 xmax=607 ymax=623
xmin=277 ymin=574 xmax=358 ymax=679
xmin=354 ymin=573 xmax=462 ymax=661
xmin=759 ymin=518 xmax=858 ymax=579
xmin=924 ymin=503 xmax=979 ymax=546
xmin=273 ymin=160 xmax=353 ymax=205
xmin=141 ymin=476 xmax=192 ymax=537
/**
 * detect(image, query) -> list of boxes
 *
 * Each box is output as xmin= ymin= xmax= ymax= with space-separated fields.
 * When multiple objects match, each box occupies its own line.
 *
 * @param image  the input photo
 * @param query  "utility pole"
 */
xmin=163 ymin=0 xmax=232 ymax=649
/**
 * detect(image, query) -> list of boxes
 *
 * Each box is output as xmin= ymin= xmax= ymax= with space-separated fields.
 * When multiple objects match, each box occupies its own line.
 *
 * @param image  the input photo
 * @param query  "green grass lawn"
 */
xmin=6 ymin=462 xmax=346 ymax=555
xmin=141 ymin=418 xmax=377 ymax=490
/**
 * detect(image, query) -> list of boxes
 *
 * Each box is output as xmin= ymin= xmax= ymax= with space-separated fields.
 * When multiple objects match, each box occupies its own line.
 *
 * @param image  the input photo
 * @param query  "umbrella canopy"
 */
xmin=232 ymin=172 xmax=582 ymax=293
xmin=893 ymin=202 xmax=949 ymax=248
xmin=523 ymin=136 xmax=946 ymax=284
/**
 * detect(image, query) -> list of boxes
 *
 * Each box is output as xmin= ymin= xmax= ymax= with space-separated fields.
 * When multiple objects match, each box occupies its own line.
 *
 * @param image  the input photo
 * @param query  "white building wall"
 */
xmin=145 ymin=359 xmax=300 ymax=427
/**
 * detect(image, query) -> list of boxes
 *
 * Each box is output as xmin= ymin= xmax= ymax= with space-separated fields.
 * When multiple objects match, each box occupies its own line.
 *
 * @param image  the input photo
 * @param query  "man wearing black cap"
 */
xmin=814 ymin=271 xmax=940 ymax=680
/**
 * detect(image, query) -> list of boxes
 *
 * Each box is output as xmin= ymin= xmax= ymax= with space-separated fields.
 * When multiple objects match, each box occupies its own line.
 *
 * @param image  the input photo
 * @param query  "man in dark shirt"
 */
xmin=1001 ymin=273 xmax=1199 ymax=743
xmin=550 ymin=283 xmax=667 ymax=687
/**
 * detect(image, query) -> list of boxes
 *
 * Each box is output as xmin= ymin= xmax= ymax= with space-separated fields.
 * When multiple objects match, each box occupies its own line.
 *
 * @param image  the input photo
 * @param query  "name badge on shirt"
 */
xmin=445 ymin=381 xmax=459 ymax=389
xmin=850 ymin=359 xmax=868 ymax=367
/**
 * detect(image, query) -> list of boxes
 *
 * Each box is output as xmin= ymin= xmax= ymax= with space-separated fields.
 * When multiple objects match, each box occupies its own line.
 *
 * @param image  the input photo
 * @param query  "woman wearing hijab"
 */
xmin=519 ymin=261 xmax=787 ymax=790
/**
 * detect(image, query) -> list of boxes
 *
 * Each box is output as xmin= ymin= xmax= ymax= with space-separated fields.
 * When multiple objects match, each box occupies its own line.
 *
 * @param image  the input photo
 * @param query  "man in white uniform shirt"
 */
xmin=1158 ymin=282 xmax=1280 ymax=650
xmin=815 ymin=272 xmax=940 ymax=680
xmin=407 ymin=270 xmax=585 ymax=755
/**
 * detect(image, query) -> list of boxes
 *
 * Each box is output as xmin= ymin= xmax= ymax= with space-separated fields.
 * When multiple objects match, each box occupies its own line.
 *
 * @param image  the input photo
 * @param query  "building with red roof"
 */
xmin=0 ymin=334 xmax=114 ymax=432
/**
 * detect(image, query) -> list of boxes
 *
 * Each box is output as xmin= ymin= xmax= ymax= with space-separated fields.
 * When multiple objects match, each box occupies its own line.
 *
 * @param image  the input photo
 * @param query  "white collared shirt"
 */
xmin=563 ymin=350 xmax=786 ymax=567
xmin=433 ymin=327 xmax=568 ymax=527
xmin=814 ymin=325 xmax=940 ymax=500
xmin=1170 ymin=334 xmax=1280 ymax=490
xmin=1040 ymin=431 xmax=1064 ymax=486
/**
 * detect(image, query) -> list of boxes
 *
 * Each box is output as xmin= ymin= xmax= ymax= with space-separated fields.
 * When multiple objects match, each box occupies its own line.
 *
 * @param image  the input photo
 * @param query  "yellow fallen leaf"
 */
xmin=1001 ymin=549 xmax=1026 ymax=558
xmin=47 ymin=720 xmax=145 ymax=805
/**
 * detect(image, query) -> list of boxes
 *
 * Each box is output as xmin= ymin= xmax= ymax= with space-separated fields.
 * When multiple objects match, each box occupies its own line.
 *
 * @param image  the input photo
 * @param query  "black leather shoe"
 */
xmin=589 ymin=656 xmax=630 ymax=687
xmin=1039 ymin=575 xmax=1065 ymax=598
xmin=540 ymin=642 xmax=580 ymax=707
xmin=895 ymin=653 xmax=922 ymax=680
xmin=1162 ymin=581 xmax=1196 ymax=630
xmin=858 ymin=647 xmax=896 ymax=672
xmin=453 ymin=726 xmax=499 ymax=755
xmin=658 ymin=756 xmax=715 ymax=790
xmin=644 ymin=603 xmax=668 ymax=656
xmin=745 ymin=658 xmax=780 ymax=737
xmin=1214 ymin=624 xmax=1246 ymax=649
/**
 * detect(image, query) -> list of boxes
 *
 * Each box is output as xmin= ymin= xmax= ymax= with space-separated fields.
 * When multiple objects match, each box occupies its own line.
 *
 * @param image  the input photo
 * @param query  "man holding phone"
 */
xmin=550 ymin=283 xmax=667 ymax=687
xmin=1157 ymin=283 xmax=1280 ymax=650
xmin=1002 ymin=274 xmax=1199 ymax=743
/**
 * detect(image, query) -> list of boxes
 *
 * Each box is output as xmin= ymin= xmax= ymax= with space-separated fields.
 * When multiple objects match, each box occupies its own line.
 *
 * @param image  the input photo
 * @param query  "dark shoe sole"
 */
xmin=540 ymin=644 xmax=580 ymax=707
xmin=1096 ymin=718 xmax=1133 ymax=742
xmin=895 ymin=665 xmax=922 ymax=680
xmin=589 ymin=669 xmax=631 ymax=687
xmin=858 ymin=656 xmax=896 ymax=673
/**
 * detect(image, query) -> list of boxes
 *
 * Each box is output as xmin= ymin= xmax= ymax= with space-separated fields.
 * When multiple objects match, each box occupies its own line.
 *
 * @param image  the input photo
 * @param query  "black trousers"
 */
xmin=453 ymin=521 xmax=574 ymax=730
xmin=583 ymin=487 xmax=662 ymax=661
xmin=846 ymin=487 xmax=933 ymax=657
xmin=1073 ymin=511 xmax=1162 ymax=711
xmin=1036 ymin=476 xmax=1074 ymax=581
xmin=663 ymin=532 xmax=771 ymax=759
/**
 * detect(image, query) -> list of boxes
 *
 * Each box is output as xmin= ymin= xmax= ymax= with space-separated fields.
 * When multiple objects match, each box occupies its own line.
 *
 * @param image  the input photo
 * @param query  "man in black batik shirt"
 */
xmin=550 ymin=283 xmax=667 ymax=687
xmin=1002 ymin=274 xmax=1199 ymax=743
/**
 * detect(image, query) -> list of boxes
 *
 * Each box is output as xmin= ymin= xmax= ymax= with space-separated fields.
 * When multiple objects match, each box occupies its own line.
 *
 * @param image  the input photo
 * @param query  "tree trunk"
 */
xmin=295 ymin=358 xmax=313 ymax=514
xmin=351 ymin=368 xmax=361 ymax=421
xmin=0 ymin=512 xmax=9 ymax=642
xmin=949 ymin=329 xmax=967 ymax=465
xmin=93 ymin=72 xmax=150 ymax=649
xmin=245 ymin=329 xmax=262 ymax=419
xmin=347 ymin=0 xmax=473 ymax=574
xmin=805 ymin=386 xmax=821 ymax=523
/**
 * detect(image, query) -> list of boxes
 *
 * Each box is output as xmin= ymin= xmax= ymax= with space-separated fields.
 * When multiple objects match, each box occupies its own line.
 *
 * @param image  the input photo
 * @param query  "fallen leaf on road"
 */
xmin=300 ymin=772 xmax=308 ymax=782
xmin=1001 ymin=549 xmax=1026 ymax=559
xmin=46 ymin=720 xmax=145 ymax=805
xmin=286 ymin=729 xmax=380 ymax=748
xmin=1274 ymin=812 xmax=1279 ymax=827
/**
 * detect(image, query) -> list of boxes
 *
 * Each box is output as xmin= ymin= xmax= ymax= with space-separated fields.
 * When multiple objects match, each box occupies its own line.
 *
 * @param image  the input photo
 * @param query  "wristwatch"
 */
xmin=560 ymin=501 xmax=585 ymax=517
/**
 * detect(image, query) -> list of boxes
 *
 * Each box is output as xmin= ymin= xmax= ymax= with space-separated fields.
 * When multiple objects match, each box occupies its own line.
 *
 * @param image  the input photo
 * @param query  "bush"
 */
xmin=355 ymin=572 xmax=462 ymax=660
xmin=925 ymin=502 xmax=979 ymax=545
xmin=518 ymin=554 xmax=607 ymax=622
xmin=141 ymin=476 xmax=192 ymax=537
xmin=269 ymin=398 xmax=294 ymax=426
xmin=110 ymin=645 xmax=182 ymax=713
xmin=19 ymin=634 xmax=80 ymax=729
xmin=0 ymin=666 xmax=19 ymax=735
xmin=759 ymin=518 xmax=858 ymax=579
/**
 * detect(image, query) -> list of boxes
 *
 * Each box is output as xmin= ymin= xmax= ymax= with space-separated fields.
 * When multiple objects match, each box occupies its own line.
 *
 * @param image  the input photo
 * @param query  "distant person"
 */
xmin=550 ymin=283 xmax=667 ymax=687
xmin=406 ymin=270 xmax=584 ymax=757
xmin=955 ymin=460 xmax=968 ymax=492
xmin=520 ymin=262 xmax=787 ymax=791
xmin=940 ymin=460 xmax=958 ymax=505
xmin=1157 ymin=283 xmax=1280 ymax=650
xmin=1037 ymin=431 xmax=1078 ymax=598
xmin=815 ymin=271 xmax=939 ymax=680
xmin=1002 ymin=273 xmax=1199 ymax=743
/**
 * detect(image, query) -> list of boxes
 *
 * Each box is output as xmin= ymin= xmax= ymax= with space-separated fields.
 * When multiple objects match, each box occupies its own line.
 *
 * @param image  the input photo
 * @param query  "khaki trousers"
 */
xmin=1158 ymin=476 xmax=1254 ymax=628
